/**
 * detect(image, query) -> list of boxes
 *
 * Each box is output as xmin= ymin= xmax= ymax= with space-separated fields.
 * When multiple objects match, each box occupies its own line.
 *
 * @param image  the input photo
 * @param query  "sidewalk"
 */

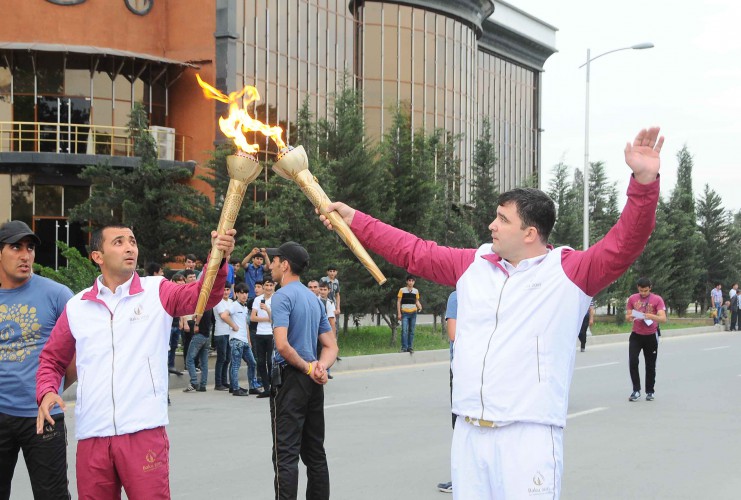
xmin=62 ymin=325 xmax=719 ymax=401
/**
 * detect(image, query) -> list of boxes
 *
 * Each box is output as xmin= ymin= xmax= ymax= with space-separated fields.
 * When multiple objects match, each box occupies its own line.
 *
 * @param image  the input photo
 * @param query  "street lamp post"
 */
xmin=580 ymin=42 xmax=654 ymax=250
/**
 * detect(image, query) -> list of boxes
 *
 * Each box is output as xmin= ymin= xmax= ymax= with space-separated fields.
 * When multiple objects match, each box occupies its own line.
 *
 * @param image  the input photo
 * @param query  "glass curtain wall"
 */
xmin=476 ymin=50 xmax=538 ymax=191
xmin=237 ymin=0 xmax=357 ymax=157
xmin=358 ymin=2 xmax=477 ymax=200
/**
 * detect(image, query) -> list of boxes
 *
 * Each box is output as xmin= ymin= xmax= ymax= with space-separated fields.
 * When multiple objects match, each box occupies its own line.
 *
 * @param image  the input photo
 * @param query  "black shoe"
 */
xmin=168 ymin=367 xmax=183 ymax=375
xmin=580 ymin=347 xmax=585 ymax=352
xmin=408 ymin=348 xmax=414 ymax=354
xmin=629 ymin=391 xmax=641 ymax=402
xmin=336 ymin=356 xmax=342 ymax=361
xmin=437 ymin=481 xmax=453 ymax=493
xmin=256 ymin=392 xmax=270 ymax=399
xmin=214 ymin=385 xmax=229 ymax=391
xmin=646 ymin=392 xmax=655 ymax=401
xmin=232 ymin=388 xmax=250 ymax=396
xmin=197 ymin=385 xmax=206 ymax=392
xmin=400 ymin=348 xmax=407 ymax=353
xmin=249 ymin=387 xmax=264 ymax=395
xmin=327 ymin=374 xmax=334 ymax=380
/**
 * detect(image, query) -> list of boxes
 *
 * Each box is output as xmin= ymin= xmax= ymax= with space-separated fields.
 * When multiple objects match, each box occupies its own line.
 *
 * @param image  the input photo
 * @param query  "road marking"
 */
xmin=575 ymin=362 xmax=619 ymax=370
xmin=325 ymin=396 xmax=391 ymax=409
xmin=703 ymin=346 xmax=730 ymax=351
xmin=567 ymin=407 xmax=607 ymax=419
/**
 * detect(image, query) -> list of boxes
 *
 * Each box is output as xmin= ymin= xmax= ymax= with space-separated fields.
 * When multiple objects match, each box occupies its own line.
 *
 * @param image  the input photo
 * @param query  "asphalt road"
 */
xmin=11 ymin=330 xmax=741 ymax=499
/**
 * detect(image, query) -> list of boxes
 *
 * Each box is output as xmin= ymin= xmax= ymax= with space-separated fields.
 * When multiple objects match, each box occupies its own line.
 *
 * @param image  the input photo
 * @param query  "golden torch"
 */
xmin=193 ymin=75 xmax=266 ymax=316
xmin=272 ymin=146 xmax=386 ymax=284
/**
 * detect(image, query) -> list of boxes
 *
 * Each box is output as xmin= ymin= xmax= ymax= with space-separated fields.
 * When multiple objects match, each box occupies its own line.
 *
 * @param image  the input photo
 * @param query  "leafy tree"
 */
xmin=469 ymin=118 xmax=500 ymax=241
xmin=695 ymin=184 xmax=738 ymax=309
xmin=663 ymin=145 xmax=703 ymax=315
xmin=631 ymin=199 xmax=676 ymax=313
xmin=34 ymin=242 xmax=99 ymax=293
xmin=547 ymin=161 xmax=580 ymax=248
xmin=69 ymin=103 xmax=211 ymax=264
xmin=587 ymin=161 xmax=620 ymax=246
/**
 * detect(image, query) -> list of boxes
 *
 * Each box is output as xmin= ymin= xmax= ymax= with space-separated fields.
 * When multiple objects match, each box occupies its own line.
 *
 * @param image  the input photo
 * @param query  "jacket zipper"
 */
xmin=480 ymin=276 xmax=509 ymax=419
xmin=147 ymin=357 xmax=157 ymax=397
xmin=110 ymin=305 xmax=119 ymax=435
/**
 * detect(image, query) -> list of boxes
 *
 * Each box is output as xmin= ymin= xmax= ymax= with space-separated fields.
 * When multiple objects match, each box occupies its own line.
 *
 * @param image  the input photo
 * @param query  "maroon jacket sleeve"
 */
xmin=36 ymin=308 xmax=76 ymax=404
xmin=351 ymin=212 xmax=477 ymax=287
xmin=562 ymin=176 xmax=660 ymax=297
xmin=159 ymin=257 xmax=228 ymax=316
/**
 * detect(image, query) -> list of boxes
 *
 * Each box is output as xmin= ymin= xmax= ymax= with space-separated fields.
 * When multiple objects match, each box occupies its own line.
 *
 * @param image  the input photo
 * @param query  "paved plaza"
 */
xmin=12 ymin=329 xmax=741 ymax=499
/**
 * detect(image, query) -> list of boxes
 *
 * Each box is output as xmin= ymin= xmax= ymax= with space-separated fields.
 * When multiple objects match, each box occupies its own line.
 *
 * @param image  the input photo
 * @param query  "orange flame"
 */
xmin=196 ymin=74 xmax=286 ymax=153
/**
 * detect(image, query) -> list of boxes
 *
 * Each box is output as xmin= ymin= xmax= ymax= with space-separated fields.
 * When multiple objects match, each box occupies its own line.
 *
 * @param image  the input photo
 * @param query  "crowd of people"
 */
xmin=6 ymin=126 xmax=728 ymax=500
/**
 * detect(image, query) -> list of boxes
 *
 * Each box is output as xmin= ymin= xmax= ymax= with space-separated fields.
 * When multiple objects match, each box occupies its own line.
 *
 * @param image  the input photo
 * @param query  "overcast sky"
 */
xmin=512 ymin=0 xmax=741 ymax=213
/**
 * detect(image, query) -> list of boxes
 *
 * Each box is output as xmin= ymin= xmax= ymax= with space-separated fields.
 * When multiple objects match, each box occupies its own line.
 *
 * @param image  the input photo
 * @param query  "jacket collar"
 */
xmin=82 ymin=272 xmax=144 ymax=302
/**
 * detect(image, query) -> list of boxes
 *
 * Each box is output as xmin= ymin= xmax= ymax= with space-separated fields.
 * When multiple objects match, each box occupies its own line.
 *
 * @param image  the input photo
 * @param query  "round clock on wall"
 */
xmin=125 ymin=0 xmax=153 ymax=16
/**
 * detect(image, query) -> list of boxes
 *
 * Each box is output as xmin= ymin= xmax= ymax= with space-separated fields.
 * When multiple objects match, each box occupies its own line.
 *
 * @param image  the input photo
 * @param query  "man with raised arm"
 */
xmin=320 ymin=127 xmax=664 ymax=499
xmin=36 ymin=225 xmax=235 ymax=500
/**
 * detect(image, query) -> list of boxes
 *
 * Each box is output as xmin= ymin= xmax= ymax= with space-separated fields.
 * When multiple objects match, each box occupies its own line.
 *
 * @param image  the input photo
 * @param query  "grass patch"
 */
xmin=336 ymin=320 xmax=713 ymax=356
xmin=338 ymin=325 xmax=449 ymax=356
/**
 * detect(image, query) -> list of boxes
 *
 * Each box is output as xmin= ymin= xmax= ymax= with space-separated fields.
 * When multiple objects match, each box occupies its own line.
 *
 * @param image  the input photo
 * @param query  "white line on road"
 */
xmin=575 ymin=362 xmax=619 ymax=370
xmin=325 ymin=396 xmax=392 ymax=409
xmin=703 ymin=346 xmax=730 ymax=351
xmin=567 ymin=407 xmax=607 ymax=419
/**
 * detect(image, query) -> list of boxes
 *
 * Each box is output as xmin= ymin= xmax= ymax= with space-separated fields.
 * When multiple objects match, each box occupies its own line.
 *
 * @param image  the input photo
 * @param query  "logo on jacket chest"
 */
xmin=129 ymin=305 xmax=150 ymax=323
xmin=525 ymin=282 xmax=542 ymax=290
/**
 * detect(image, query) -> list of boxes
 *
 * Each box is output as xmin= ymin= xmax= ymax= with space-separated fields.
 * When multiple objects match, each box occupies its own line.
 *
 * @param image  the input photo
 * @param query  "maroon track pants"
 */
xmin=76 ymin=426 xmax=170 ymax=500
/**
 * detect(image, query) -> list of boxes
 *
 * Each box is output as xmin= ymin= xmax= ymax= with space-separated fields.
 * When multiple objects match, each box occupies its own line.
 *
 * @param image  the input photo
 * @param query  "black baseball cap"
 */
xmin=0 ymin=221 xmax=41 ymax=246
xmin=266 ymin=241 xmax=310 ymax=271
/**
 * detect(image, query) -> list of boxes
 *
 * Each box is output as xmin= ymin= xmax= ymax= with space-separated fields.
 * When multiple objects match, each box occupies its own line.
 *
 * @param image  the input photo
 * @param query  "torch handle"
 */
xmin=194 ymin=178 xmax=249 ymax=316
xmin=294 ymin=170 xmax=387 ymax=285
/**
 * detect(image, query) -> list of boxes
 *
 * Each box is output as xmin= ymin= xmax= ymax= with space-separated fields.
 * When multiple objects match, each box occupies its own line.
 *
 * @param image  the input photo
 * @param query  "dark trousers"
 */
xmin=270 ymin=366 xmax=329 ymax=500
xmin=252 ymin=332 xmax=274 ymax=392
xmin=214 ymin=334 xmax=231 ymax=387
xmin=577 ymin=313 xmax=590 ymax=349
xmin=730 ymin=309 xmax=739 ymax=330
xmin=0 ymin=412 xmax=70 ymax=500
xmin=629 ymin=332 xmax=659 ymax=393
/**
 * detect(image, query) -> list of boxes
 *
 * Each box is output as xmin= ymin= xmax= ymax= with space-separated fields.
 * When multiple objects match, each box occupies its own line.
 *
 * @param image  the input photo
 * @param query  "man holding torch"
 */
xmin=320 ymin=127 xmax=664 ymax=499
xmin=36 ymin=225 xmax=235 ymax=499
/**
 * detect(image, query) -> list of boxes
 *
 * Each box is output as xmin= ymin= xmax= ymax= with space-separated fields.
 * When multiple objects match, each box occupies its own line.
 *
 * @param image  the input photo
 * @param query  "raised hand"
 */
xmin=624 ymin=127 xmax=664 ymax=184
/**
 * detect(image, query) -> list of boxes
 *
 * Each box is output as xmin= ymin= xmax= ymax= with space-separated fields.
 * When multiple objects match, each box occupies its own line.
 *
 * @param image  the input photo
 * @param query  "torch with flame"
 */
xmin=193 ymin=75 xmax=264 ymax=317
xmin=195 ymin=76 xmax=387 ymax=303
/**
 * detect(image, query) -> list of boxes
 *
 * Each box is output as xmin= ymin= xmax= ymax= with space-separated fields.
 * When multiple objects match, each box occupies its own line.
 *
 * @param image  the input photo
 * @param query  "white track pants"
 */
xmin=451 ymin=419 xmax=563 ymax=500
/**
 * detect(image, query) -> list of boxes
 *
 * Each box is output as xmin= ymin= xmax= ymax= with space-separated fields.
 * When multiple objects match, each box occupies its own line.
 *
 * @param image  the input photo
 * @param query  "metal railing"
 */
xmin=0 ymin=121 xmax=189 ymax=162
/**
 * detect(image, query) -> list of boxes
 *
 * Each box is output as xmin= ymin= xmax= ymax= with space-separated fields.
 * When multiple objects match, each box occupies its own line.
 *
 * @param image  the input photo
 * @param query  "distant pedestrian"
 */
xmin=437 ymin=290 xmax=457 ymax=494
xmin=729 ymin=283 xmax=739 ymax=331
xmin=212 ymin=286 xmax=233 ymax=391
xmin=320 ymin=265 xmax=341 ymax=317
xmin=710 ymin=283 xmax=723 ymax=325
xmin=397 ymin=275 xmax=422 ymax=353
xmin=626 ymin=277 xmax=666 ymax=402
xmin=578 ymin=301 xmax=595 ymax=352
